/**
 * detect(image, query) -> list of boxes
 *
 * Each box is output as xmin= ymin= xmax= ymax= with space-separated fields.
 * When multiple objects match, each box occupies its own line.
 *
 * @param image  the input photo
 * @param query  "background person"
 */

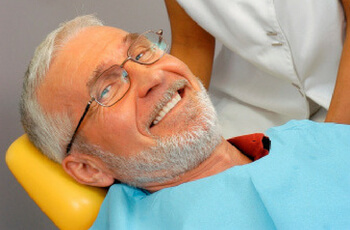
xmin=165 ymin=0 xmax=349 ymax=137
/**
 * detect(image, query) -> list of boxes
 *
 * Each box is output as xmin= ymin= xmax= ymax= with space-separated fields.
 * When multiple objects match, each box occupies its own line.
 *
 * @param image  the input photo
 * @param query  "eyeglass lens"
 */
xmin=91 ymin=31 xmax=168 ymax=107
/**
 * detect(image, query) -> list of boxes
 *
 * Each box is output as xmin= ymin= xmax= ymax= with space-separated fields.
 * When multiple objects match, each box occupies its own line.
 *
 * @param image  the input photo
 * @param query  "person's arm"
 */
xmin=325 ymin=0 xmax=350 ymax=124
xmin=164 ymin=0 xmax=215 ymax=89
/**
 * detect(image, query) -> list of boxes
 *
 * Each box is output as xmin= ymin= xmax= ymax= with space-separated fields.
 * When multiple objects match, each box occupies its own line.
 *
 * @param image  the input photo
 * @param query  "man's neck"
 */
xmin=144 ymin=138 xmax=252 ymax=192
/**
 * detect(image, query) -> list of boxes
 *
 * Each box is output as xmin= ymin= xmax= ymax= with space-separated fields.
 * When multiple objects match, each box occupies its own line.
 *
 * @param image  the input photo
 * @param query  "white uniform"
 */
xmin=176 ymin=0 xmax=345 ymax=137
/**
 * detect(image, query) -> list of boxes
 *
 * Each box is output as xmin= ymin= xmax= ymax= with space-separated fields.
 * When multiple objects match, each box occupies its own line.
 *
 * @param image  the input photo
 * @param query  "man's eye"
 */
xmin=100 ymin=85 xmax=111 ymax=99
xmin=135 ymin=52 xmax=144 ymax=61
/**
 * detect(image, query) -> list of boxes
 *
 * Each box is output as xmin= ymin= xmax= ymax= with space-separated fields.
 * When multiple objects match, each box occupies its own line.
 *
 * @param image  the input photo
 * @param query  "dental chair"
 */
xmin=6 ymin=134 xmax=107 ymax=230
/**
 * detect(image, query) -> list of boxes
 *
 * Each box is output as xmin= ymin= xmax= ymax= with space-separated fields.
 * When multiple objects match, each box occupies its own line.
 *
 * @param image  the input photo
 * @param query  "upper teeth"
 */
xmin=153 ymin=93 xmax=181 ymax=125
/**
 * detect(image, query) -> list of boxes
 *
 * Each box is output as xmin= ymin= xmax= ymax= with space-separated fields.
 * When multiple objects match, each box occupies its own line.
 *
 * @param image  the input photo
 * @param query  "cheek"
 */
xmin=188 ymin=76 xmax=203 ymax=91
xmin=164 ymin=55 xmax=203 ymax=91
xmin=99 ymin=110 xmax=134 ymax=143
xmin=89 ymin=108 xmax=146 ymax=157
xmin=108 ymin=115 xmax=137 ymax=141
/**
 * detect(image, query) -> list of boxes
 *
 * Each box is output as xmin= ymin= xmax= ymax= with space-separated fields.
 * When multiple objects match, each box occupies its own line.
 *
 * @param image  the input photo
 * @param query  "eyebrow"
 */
xmin=86 ymin=32 xmax=140 ymax=90
xmin=86 ymin=62 xmax=107 ymax=90
xmin=123 ymin=32 xmax=139 ymax=44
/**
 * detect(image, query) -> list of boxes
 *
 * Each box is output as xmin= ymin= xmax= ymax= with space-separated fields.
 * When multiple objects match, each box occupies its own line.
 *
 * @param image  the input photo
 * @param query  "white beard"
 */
xmin=93 ymin=84 xmax=222 ymax=188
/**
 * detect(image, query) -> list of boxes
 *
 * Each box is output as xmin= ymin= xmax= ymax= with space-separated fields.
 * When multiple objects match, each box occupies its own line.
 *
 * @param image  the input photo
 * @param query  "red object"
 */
xmin=228 ymin=133 xmax=270 ymax=161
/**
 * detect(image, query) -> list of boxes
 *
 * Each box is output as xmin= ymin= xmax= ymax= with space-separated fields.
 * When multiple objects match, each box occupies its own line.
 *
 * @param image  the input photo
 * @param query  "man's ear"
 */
xmin=62 ymin=153 xmax=115 ymax=187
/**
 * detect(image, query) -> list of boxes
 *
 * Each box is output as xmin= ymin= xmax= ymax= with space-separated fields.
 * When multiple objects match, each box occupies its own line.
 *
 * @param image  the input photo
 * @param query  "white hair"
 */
xmin=20 ymin=15 xmax=103 ymax=163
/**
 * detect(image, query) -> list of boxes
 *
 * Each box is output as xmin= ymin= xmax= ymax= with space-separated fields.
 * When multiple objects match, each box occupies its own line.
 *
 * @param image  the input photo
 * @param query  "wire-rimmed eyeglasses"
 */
xmin=65 ymin=29 xmax=169 ymax=154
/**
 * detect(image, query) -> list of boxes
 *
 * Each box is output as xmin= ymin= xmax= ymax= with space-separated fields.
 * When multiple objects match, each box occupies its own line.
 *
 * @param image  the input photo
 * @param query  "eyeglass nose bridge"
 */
xmin=120 ymin=56 xmax=132 ymax=68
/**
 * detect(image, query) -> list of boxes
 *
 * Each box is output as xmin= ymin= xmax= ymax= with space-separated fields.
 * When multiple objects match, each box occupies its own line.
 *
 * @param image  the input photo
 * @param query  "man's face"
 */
xmin=38 ymin=26 xmax=221 ymax=187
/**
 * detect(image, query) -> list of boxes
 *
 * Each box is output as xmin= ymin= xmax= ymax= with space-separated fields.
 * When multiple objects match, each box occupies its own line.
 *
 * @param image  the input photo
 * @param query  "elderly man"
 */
xmin=21 ymin=15 xmax=350 ymax=229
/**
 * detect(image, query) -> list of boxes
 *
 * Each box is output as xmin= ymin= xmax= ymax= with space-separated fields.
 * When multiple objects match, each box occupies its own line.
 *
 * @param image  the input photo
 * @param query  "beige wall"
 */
xmin=0 ymin=1 xmax=170 ymax=229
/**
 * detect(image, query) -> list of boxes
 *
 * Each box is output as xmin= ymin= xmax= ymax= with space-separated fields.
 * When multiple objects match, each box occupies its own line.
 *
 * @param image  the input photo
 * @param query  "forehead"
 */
xmin=67 ymin=26 xmax=131 ymax=79
xmin=39 ymin=26 xmax=130 ymax=112
xmin=62 ymin=26 xmax=129 ymax=70
xmin=64 ymin=26 xmax=131 ymax=82
xmin=49 ymin=26 xmax=130 ymax=83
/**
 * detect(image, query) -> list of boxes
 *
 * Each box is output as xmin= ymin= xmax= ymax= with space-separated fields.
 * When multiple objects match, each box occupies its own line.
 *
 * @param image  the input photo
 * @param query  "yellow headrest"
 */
xmin=6 ymin=134 xmax=107 ymax=230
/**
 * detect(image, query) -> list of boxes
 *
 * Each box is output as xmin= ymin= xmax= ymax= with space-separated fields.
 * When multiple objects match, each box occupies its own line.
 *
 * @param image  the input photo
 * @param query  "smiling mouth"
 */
xmin=150 ymin=85 xmax=186 ymax=128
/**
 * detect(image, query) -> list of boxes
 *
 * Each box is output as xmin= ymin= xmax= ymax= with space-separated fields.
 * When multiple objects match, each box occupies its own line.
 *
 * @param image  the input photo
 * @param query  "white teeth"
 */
xmin=159 ymin=111 xmax=166 ymax=117
xmin=153 ymin=93 xmax=181 ymax=126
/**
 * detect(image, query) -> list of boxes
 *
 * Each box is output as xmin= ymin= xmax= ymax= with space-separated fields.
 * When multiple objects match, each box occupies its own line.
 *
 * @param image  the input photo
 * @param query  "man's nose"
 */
xmin=125 ymin=61 xmax=164 ymax=98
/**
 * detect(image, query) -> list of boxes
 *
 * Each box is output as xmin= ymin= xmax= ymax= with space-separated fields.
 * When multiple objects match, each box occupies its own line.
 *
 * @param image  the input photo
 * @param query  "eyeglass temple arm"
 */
xmin=66 ymin=98 xmax=94 ymax=154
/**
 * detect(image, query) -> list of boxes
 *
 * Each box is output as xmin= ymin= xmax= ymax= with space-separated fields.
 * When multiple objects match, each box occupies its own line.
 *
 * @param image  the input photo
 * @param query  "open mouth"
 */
xmin=150 ymin=88 xmax=185 ymax=128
